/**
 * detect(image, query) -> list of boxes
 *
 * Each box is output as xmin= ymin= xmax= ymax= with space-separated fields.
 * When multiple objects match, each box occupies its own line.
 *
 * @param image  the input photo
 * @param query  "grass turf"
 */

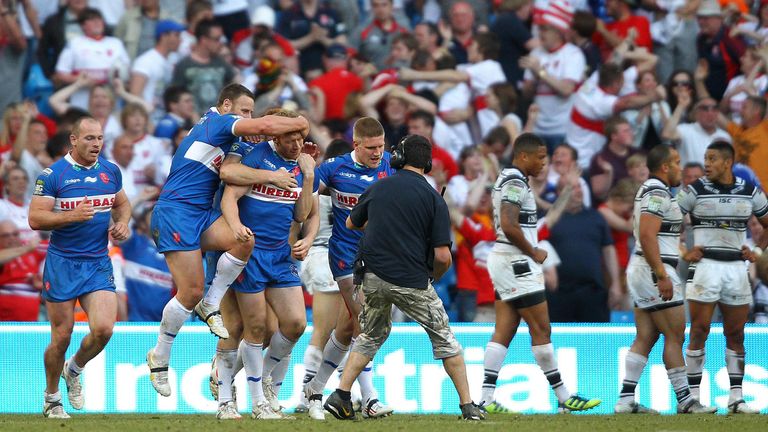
xmin=1 ymin=414 xmax=767 ymax=432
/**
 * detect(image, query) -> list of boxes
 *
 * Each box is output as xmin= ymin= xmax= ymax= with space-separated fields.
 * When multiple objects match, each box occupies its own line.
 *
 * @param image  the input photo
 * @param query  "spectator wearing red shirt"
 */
xmin=696 ymin=0 xmax=746 ymax=100
xmin=309 ymin=43 xmax=363 ymax=121
xmin=0 ymin=220 xmax=45 ymax=321
xmin=594 ymin=0 xmax=652 ymax=61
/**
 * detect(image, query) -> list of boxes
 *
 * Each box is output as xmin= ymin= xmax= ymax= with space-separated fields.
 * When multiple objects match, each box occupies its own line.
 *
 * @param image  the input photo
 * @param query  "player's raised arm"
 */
xmin=293 ymin=154 xmax=316 ymax=224
xmin=233 ymin=114 xmax=309 ymax=139
xmin=219 ymin=154 xmax=299 ymax=190
xmin=220 ymin=184 xmax=253 ymax=243
xmin=28 ymin=195 xmax=94 ymax=231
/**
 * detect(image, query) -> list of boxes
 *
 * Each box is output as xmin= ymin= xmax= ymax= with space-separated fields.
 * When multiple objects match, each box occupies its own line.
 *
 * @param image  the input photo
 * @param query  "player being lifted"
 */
xmin=616 ymin=144 xmax=716 ymax=414
xmin=146 ymin=84 xmax=308 ymax=397
xmin=30 ymin=117 xmax=131 ymax=418
xmin=678 ymin=141 xmax=768 ymax=414
xmin=302 ymin=118 xmax=394 ymax=420
xmin=479 ymin=133 xmax=601 ymax=414
xmin=212 ymin=109 xmax=317 ymax=419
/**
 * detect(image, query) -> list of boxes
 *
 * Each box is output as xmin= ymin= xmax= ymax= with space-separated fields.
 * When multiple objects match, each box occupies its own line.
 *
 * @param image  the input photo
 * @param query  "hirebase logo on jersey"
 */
xmin=54 ymin=194 xmax=116 ymax=212
xmin=248 ymin=184 xmax=301 ymax=204
xmin=330 ymin=189 xmax=360 ymax=210
xmin=3 ymin=324 xmax=767 ymax=414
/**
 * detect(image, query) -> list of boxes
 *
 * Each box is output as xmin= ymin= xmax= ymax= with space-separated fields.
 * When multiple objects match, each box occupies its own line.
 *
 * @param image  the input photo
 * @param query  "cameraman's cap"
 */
xmin=156 ymin=20 xmax=186 ymax=39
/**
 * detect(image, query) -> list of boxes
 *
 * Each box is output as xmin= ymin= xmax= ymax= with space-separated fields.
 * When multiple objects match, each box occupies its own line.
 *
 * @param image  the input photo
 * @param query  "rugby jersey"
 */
xmin=633 ymin=177 xmax=683 ymax=263
xmin=491 ymin=166 xmax=538 ymax=254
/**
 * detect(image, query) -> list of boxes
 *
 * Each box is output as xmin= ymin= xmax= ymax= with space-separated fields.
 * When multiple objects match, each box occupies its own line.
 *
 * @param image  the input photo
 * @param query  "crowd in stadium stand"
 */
xmin=0 ymin=0 xmax=766 ymax=324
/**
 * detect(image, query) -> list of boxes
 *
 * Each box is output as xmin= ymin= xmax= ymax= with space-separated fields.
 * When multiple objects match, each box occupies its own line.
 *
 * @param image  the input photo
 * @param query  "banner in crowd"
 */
xmin=2 ymin=323 xmax=767 ymax=414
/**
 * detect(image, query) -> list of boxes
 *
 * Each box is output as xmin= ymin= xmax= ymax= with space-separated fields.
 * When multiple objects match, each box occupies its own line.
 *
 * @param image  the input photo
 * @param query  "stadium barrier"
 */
xmin=2 ymin=323 xmax=767 ymax=414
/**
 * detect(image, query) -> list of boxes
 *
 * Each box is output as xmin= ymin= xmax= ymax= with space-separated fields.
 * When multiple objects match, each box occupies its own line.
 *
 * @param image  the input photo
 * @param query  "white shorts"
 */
xmin=300 ymin=248 xmax=339 ymax=294
xmin=487 ymin=251 xmax=544 ymax=302
xmin=626 ymin=256 xmax=683 ymax=311
xmin=686 ymin=258 xmax=752 ymax=306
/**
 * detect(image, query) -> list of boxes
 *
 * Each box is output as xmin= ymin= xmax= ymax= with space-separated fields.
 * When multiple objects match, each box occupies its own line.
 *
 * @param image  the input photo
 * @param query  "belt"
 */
xmin=635 ymin=251 xmax=678 ymax=268
xmin=702 ymin=249 xmax=743 ymax=262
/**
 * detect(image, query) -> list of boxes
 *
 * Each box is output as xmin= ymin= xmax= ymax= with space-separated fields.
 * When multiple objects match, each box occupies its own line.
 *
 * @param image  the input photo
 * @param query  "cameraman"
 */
xmin=322 ymin=135 xmax=485 ymax=421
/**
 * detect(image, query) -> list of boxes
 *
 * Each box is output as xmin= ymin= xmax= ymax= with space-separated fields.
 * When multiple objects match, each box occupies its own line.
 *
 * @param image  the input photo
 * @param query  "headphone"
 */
xmin=390 ymin=135 xmax=432 ymax=174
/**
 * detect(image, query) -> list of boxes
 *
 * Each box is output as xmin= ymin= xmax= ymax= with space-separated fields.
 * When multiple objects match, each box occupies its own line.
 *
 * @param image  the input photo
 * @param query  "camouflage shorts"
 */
xmin=352 ymin=272 xmax=462 ymax=360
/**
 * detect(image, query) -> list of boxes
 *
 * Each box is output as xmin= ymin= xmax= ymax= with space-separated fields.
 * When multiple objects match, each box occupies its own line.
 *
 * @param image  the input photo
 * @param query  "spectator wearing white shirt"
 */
xmin=720 ymin=47 xmax=768 ymax=125
xmin=661 ymin=94 xmax=730 ymax=167
xmin=0 ymin=167 xmax=37 ymax=243
xmin=129 ymin=20 xmax=184 ymax=119
xmin=520 ymin=0 xmax=585 ymax=153
xmin=110 ymin=135 xmax=138 ymax=201
xmin=12 ymin=119 xmax=52 ymax=198
xmin=117 ymin=103 xmax=169 ymax=191
xmin=178 ymin=0 xmax=214 ymax=58
xmin=53 ymin=8 xmax=131 ymax=110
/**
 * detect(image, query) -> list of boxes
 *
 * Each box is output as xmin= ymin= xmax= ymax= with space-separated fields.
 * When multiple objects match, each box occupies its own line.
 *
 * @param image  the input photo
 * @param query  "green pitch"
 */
xmin=1 ymin=414 xmax=767 ymax=432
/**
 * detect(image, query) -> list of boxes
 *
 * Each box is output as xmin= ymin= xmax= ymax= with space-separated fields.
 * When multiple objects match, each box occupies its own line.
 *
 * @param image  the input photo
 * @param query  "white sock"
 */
xmin=725 ymin=348 xmax=745 ymax=404
xmin=308 ymin=331 xmax=349 ymax=394
xmin=154 ymin=297 xmax=192 ymax=361
xmin=619 ymin=352 xmax=647 ymax=404
xmin=233 ymin=339 xmax=245 ymax=376
xmin=44 ymin=391 xmax=61 ymax=403
xmin=302 ymin=344 xmax=323 ymax=385
xmin=480 ymin=342 xmax=508 ymax=405
xmin=271 ymin=353 xmax=291 ymax=395
xmin=532 ymin=343 xmax=569 ymax=403
xmin=67 ymin=357 xmax=84 ymax=378
xmin=358 ymin=361 xmax=377 ymax=403
xmin=216 ymin=349 xmax=237 ymax=403
xmin=667 ymin=366 xmax=693 ymax=406
xmin=203 ymin=253 xmax=246 ymax=308
xmin=685 ymin=348 xmax=705 ymax=400
xmin=262 ymin=331 xmax=296 ymax=378
xmin=241 ymin=340 xmax=266 ymax=405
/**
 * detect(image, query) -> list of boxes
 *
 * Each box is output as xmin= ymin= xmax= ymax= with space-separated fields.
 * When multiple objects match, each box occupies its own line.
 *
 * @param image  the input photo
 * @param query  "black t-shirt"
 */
xmin=349 ymin=169 xmax=451 ymax=289
xmin=491 ymin=12 xmax=532 ymax=84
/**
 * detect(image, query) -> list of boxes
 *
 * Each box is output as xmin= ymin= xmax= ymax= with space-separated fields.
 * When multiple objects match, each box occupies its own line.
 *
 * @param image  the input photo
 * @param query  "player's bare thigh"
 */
xmin=265 ymin=286 xmax=307 ymax=340
xmin=79 ymin=290 xmax=118 ymax=336
xmin=164 ymin=250 xmax=206 ymax=309
xmin=200 ymin=216 xmax=253 ymax=259
xmin=309 ymin=292 xmax=342 ymax=348
xmin=234 ymin=290 xmax=268 ymax=343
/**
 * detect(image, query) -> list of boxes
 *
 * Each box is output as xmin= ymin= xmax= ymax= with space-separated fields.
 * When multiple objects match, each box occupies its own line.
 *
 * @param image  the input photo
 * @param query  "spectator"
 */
xmin=211 ymin=0 xmax=251 ymax=42
xmin=652 ymin=0 xmax=702 ymax=82
xmin=0 ymin=103 xmax=25 ymax=158
xmin=521 ymin=0 xmax=585 ymax=153
xmin=154 ymin=86 xmax=196 ymax=141
xmin=117 ymin=103 xmax=169 ymax=190
xmin=178 ymin=0 xmax=214 ymax=58
xmin=232 ymin=6 xmax=298 ymax=75
xmin=122 ymin=206 xmax=173 ymax=321
xmin=594 ymin=0 xmax=652 ymax=60
xmin=115 ymin=0 xmax=161 ymax=60
xmin=696 ymin=0 xmax=746 ymax=100
xmin=545 ymin=143 xmax=592 ymax=209
xmin=129 ymin=20 xmax=184 ymax=118
xmin=571 ymin=10 xmax=601 ymax=78
xmin=252 ymin=51 xmax=312 ymax=115
xmin=478 ymin=126 xmax=510 ymax=177
xmin=623 ymin=70 xmax=669 ymax=151
xmin=37 ymin=0 xmax=88 ymax=79
xmin=446 ymin=145 xmax=486 ymax=210
xmin=491 ymin=0 xmax=537 ymax=84
xmin=0 ymin=220 xmax=44 ymax=321
xmin=0 ymin=167 xmax=36 ymax=242
xmin=0 ymin=1 xmax=27 ymax=113
xmin=407 ymin=109 xmax=459 ymax=184
xmin=661 ymin=93 xmax=730 ymax=167
xmin=720 ymin=95 xmax=768 ymax=186
xmin=720 ymin=46 xmax=768 ymax=124
xmin=566 ymin=63 xmax=665 ymax=169
xmin=413 ymin=22 xmax=444 ymax=59
xmin=351 ymin=0 xmax=410 ymax=70
xmin=445 ymin=1 xmax=476 ymax=65
xmin=546 ymin=176 xmax=621 ymax=322
xmin=45 ymin=132 xmax=72 ymax=163
xmin=625 ymin=153 xmax=649 ymax=183
xmin=309 ymin=43 xmax=363 ymax=121
xmin=13 ymin=119 xmax=52 ymax=197
xmin=277 ymin=0 xmax=348 ymax=78
xmin=110 ymin=135 xmax=139 ymax=201
xmin=171 ymin=19 xmax=236 ymax=113
xmin=53 ymin=8 xmax=131 ymax=110
xmin=485 ymin=83 xmax=524 ymax=143
xmin=682 ymin=161 xmax=704 ymax=186
xmin=665 ymin=69 xmax=697 ymax=121
xmin=588 ymin=115 xmax=640 ymax=202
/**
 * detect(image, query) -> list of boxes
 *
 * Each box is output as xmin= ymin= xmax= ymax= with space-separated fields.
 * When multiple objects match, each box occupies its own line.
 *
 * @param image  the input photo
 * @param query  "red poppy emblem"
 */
xmin=99 ymin=173 xmax=109 ymax=184
xmin=292 ymin=166 xmax=301 ymax=177
xmin=338 ymin=260 xmax=346 ymax=270
xmin=378 ymin=172 xmax=387 ymax=179
xmin=45 ymin=281 xmax=50 ymax=291
xmin=173 ymin=232 xmax=181 ymax=243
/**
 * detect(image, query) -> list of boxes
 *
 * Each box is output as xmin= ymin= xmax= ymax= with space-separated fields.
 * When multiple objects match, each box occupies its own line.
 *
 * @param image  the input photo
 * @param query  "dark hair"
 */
xmin=458 ymin=145 xmax=479 ymax=175
xmin=47 ymin=132 xmax=72 ymax=158
xmin=598 ymin=63 xmax=624 ymax=88
xmin=746 ymin=95 xmax=767 ymax=118
xmin=217 ymin=83 xmax=255 ymax=107
xmin=401 ymin=134 xmax=432 ymax=169
xmin=683 ymin=161 xmax=704 ymax=171
xmin=483 ymin=126 xmax=511 ymax=147
xmin=489 ymin=83 xmax=518 ymax=115
xmin=415 ymin=22 xmax=441 ymax=45
xmin=646 ymin=144 xmax=673 ymax=173
xmin=77 ymin=7 xmax=103 ymax=24
xmin=475 ymin=32 xmax=500 ymax=60
xmin=555 ymin=143 xmax=578 ymax=161
xmin=707 ymin=140 xmax=735 ymax=161
xmin=435 ymin=54 xmax=457 ymax=70
xmin=56 ymin=107 xmax=89 ymax=132
xmin=408 ymin=109 xmax=435 ymax=129
xmin=411 ymin=50 xmax=433 ymax=70
xmin=163 ymin=85 xmax=190 ymax=110
xmin=195 ymin=18 xmax=220 ymax=40
xmin=326 ymin=139 xmax=353 ymax=159
xmin=186 ymin=0 xmax=212 ymax=23
xmin=392 ymin=33 xmax=418 ymax=52
xmin=413 ymin=89 xmax=439 ymax=106
xmin=666 ymin=69 xmax=698 ymax=112
xmin=604 ymin=115 xmax=629 ymax=137
xmin=513 ymin=133 xmax=546 ymax=158
xmin=572 ymin=11 xmax=596 ymax=38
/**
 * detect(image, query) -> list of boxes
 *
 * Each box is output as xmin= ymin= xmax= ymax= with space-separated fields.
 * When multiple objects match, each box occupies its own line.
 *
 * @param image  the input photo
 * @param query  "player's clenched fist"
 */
xmin=270 ymin=169 xmax=298 ymax=190
xmin=233 ymin=224 xmax=254 ymax=243
xmin=297 ymin=153 xmax=316 ymax=176
xmin=70 ymin=196 xmax=95 ymax=223
xmin=110 ymin=222 xmax=130 ymax=241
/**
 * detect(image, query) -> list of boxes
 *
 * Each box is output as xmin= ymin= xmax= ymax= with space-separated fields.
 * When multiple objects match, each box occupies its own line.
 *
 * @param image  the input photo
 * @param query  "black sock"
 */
xmin=337 ymin=389 xmax=351 ymax=401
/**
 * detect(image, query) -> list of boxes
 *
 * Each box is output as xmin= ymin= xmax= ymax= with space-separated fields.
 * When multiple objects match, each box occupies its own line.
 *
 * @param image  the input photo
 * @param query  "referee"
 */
xmin=322 ymin=135 xmax=485 ymax=421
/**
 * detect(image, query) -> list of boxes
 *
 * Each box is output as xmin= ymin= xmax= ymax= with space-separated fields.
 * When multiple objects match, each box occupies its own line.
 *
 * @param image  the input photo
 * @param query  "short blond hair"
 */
xmin=352 ymin=117 xmax=384 ymax=142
